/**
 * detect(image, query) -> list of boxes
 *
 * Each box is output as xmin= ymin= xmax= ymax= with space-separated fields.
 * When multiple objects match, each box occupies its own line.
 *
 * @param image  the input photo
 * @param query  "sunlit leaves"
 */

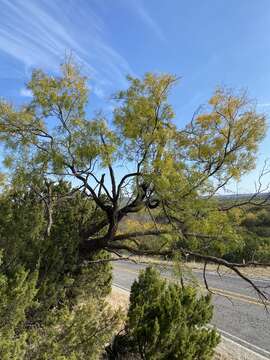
xmin=0 ymin=61 xmax=267 ymax=261
xmin=0 ymin=63 xmax=266 ymax=196
xmin=114 ymin=73 xmax=177 ymax=165
xmin=28 ymin=62 xmax=88 ymax=118
xmin=184 ymin=88 xmax=266 ymax=182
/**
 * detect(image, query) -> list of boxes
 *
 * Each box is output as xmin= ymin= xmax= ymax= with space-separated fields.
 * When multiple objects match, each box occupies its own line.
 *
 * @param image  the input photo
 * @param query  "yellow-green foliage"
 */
xmin=0 ymin=63 xmax=264 ymax=190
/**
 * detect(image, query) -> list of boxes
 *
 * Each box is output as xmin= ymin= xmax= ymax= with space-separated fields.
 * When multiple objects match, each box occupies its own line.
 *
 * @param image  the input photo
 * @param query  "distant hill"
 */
xmin=216 ymin=192 xmax=270 ymax=201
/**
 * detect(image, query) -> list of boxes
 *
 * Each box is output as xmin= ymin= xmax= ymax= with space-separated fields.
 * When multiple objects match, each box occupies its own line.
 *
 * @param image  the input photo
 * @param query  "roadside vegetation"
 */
xmin=108 ymin=267 xmax=220 ymax=359
xmin=0 ymin=60 xmax=269 ymax=358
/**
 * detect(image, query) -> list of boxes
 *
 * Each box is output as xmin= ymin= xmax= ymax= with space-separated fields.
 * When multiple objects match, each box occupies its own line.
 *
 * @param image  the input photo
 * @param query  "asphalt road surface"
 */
xmin=113 ymin=261 xmax=270 ymax=359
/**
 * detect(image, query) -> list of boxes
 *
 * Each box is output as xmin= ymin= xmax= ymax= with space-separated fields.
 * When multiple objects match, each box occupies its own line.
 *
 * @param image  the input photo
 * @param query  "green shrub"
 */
xmin=0 ymin=252 xmax=38 ymax=360
xmin=26 ymin=299 xmax=122 ymax=360
xmin=112 ymin=267 xmax=220 ymax=360
xmin=0 ymin=248 xmax=122 ymax=360
xmin=0 ymin=183 xmax=121 ymax=359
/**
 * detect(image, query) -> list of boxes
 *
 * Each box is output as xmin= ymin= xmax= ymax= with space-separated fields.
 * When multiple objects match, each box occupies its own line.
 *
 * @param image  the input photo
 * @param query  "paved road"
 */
xmin=113 ymin=261 xmax=270 ymax=359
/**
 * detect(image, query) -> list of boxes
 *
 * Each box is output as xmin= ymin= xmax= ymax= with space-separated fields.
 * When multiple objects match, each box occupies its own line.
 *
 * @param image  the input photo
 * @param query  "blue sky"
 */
xmin=0 ymin=0 xmax=269 ymax=192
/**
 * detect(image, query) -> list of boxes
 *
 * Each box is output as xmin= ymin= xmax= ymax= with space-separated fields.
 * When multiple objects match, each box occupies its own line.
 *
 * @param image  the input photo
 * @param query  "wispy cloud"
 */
xmin=258 ymin=102 xmax=270 ymax=108
xmin=127 ymin=0 xmax=166 ymax=42
xmin=0 ymin=0 xmax=133 ymax=96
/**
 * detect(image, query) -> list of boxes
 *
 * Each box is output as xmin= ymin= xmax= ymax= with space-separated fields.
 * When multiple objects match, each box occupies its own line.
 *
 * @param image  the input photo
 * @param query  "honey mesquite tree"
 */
xmin=0 ymin=62 xmax=269 ymax=299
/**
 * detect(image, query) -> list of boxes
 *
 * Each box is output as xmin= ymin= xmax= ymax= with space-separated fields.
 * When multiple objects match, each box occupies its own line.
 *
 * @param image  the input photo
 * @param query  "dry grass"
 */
xmin=107 ymin=286 xmax=129 ymax=331
xmin=107 ymin=287 xmax=129 ymax=312
xmin=214 ymin=352 xmax=231 ymax=360
xmin=214 ymin=344 xmax=235 ymax=360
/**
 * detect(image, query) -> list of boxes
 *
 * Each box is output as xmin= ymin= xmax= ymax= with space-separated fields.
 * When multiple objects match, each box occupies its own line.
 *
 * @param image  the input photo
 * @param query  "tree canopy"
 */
xmin=0 ymin=61 xmax=269 ymax=299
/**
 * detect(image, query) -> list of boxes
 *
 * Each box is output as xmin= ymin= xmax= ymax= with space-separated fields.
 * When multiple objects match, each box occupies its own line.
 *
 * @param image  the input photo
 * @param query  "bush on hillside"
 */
xmin=0 ymin=183 xmax=123 ymax=359
xmin=110 ymin=267 xmax=220 ymax=360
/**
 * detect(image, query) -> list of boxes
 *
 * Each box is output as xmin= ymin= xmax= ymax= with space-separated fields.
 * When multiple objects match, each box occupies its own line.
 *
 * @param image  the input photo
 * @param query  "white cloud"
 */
xmin=0 ymin=0 xmax=134 ymax=96
xmin=20 ymin=88 xmax=32 ymax=97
